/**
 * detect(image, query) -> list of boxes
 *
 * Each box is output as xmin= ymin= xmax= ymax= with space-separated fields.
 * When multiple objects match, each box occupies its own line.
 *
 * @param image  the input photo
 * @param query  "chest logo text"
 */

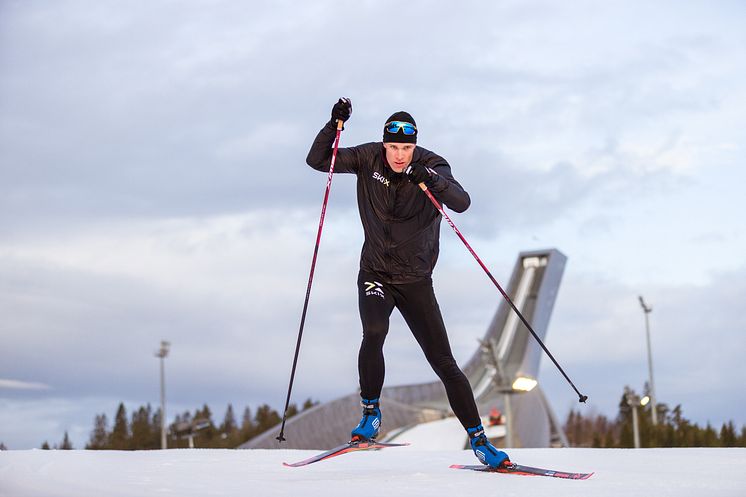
xmin=372 ymin=171 xmax=390 ymax=187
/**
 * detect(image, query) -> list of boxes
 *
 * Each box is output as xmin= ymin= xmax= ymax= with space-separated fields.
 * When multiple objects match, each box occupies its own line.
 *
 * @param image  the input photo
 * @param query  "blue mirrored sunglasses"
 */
xmin=385 ymin=121 xmax=417 ymax=135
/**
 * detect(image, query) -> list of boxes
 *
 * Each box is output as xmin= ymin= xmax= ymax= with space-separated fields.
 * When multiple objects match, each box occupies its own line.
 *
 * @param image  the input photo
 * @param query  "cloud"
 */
xmin=3 ymin=0 xmax=740 ymax=233
xmin=0 ymin=210 xmax=364 ymax=404
xmin=0 ymin=379 xmax=51 ymax=391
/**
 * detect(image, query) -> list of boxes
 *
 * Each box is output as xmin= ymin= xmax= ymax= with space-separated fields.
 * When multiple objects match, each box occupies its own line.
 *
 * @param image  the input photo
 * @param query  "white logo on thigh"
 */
xmin=364 ymin=281 xmax=384 ymax=298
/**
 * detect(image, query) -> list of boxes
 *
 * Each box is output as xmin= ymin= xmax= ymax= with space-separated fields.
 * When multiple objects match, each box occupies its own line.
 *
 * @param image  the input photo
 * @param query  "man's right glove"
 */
xmin=405 ymin=162 xmax=432 ymax=185
xmin=331 ymin=97 xmax=352 ymax=124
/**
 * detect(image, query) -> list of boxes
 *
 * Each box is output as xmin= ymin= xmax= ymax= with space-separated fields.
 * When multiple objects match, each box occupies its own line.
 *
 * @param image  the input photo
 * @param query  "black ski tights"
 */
xmin=356 ymin=270 xmax=481 ymax=429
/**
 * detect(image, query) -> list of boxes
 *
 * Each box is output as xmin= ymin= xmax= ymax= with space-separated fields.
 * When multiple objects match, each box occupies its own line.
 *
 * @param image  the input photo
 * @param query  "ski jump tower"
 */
xmin=241 ymin=249 xmax=569 ymax=450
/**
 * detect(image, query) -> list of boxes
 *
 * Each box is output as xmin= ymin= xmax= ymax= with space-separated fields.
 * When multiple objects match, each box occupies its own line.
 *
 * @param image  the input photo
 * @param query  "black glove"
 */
xmin=405 ymin=162 xmax=431 ymax=184
xmin=331 ymin=97 xmax=352 ymax=123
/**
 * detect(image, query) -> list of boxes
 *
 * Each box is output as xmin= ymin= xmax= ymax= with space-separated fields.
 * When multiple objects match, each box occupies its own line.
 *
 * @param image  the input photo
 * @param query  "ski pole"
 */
xmin=276 ymin=119 xmax=345 ymax=443
xmin=416 ymin=182 xmax=588 ymax=403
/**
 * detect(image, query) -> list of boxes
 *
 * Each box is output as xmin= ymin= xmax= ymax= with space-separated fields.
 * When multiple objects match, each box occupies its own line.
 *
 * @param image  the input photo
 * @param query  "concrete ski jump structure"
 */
xmin=242 ymin=249 xmax=568 ymax=450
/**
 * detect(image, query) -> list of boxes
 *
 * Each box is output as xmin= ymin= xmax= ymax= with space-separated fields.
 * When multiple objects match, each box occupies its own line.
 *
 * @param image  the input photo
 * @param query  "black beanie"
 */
xmin=383 ymin=111 xmax=417 ymax=144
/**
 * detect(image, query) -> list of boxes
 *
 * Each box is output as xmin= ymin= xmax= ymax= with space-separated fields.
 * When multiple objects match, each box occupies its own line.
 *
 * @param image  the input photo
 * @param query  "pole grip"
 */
xmin=336 ymin=119 xmax=344 ymax=130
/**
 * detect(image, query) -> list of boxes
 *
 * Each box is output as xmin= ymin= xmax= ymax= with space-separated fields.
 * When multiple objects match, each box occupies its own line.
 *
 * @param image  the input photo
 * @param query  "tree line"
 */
xmin=564 ymin=387 xmax=746 ymax=448
xmin=27 ymin=386 xmax=746 ymax=449
xmin=37 ymin=399 xmax=317 ymax=450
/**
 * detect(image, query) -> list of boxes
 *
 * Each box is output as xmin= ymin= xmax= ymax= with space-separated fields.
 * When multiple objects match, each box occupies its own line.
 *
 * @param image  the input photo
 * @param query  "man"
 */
xmin=306 ymin=97 xmax=509 ymax=468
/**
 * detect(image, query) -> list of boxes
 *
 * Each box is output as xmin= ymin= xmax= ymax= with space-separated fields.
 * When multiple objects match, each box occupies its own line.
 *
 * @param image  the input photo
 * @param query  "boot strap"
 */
xmin=469 ymin=428 xmax=485 ymax=439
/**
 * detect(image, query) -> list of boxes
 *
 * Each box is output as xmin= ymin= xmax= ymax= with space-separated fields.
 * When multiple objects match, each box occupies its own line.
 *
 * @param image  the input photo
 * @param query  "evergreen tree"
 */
xmin=564 ymin=387 xmax=746 ymax=449
xmin=603 ymin=429 xmax=616 ymax=448
xmin=60 ymin=431 xmax=73 ymax=450
xmin=594 ymin=413 xmax=615 ymax=448
xmin=131 ymin=404 xmax=157 ymax=450
xmin=110 ymin=403 xmax=130 ymax=449
xmin=198 ymin=404 xmax=214 ymax=423
xmin=670 ymin=405 xmax=688 ymax=446
xmin=720 ymin=421 xmax=737 ymax=447
xmin=649 ymin=402 xmax=670 ymax=448
xmin=221 ymin=404 xmax=238 ymax=435
xmin=0 ymin=442 xmax=7 ymax=450
xmin=152 ymin=408 xmax=163 ymax=447
xmin=41 ymin=441 xmax=50 ymax=450
xmin=217 ymin=404 xmax=238 ymax=447
xmin=241 ymin=407 xmax=256 ymax=440
xmin=87 ymin=414 xmax=109 ymax=450
xmin=690 ymin=423 xmax=703 ymax=447
xmin=661 ymin=422 xmax=676 ymax=447
xmin=616 ymin=392 xmax=634 ymax=448
xmin=254 ymin=404 xmax=281 ymax=433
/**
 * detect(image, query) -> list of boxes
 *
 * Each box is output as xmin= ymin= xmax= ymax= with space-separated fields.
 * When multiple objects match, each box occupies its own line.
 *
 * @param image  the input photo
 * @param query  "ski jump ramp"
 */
xmin=241 ymin=249 xmax=568 ymax=450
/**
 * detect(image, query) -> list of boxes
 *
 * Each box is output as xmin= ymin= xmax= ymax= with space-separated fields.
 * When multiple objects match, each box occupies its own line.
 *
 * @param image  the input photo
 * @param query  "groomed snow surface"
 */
xmin=1 ymin=447 xmax=745 ymax=497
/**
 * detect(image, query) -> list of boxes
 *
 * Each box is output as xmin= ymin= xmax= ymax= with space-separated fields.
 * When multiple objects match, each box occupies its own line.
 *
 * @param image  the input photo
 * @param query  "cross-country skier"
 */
xmin=306 ymin=97 xmax=509 ymax=468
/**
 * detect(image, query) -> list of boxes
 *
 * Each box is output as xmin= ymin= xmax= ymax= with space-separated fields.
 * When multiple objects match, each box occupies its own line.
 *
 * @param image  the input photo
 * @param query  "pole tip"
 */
xmin=578 ymin=394 xmax=588 ymax=403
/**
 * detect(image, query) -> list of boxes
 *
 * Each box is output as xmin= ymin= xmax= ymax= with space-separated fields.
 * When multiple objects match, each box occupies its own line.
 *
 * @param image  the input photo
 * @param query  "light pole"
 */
xmin=155 ymin=340 xmax=170 ymax=449
xmin=638 ymin=296 xmax=657 ymax=425
xmin=624 ymin=387 xmax=641 ymax=448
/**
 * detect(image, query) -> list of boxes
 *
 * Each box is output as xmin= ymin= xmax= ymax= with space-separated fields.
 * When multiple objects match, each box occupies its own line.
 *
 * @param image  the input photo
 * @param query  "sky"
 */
xmin=1 ymin=0 xmax=745 ymax=449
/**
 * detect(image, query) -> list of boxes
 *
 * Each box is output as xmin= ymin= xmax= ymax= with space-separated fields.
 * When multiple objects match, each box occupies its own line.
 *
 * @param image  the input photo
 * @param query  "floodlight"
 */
xmin=512 ymin=376 xmax=538 ymax=392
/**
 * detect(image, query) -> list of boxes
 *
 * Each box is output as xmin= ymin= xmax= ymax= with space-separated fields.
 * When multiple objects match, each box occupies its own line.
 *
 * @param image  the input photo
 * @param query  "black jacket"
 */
xmin=306 ymin=121 xmax=471 ymax=284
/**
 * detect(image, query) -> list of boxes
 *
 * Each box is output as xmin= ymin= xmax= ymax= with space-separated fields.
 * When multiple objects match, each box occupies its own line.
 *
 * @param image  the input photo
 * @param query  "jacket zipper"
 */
xmin=383 ymin=174 xmax=399 ymax=277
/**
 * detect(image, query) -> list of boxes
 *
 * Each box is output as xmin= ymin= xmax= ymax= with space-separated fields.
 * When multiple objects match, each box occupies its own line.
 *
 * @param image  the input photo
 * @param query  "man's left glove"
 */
xmin=331 ymin=97 xmax=353 ymax=124
xmin=405 ymin=162 xmax=431 ymax=184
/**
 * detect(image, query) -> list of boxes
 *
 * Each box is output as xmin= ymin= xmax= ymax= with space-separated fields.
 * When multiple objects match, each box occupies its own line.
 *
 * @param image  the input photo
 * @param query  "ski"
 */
xmin=283 ymin=440 xmax=410 ymax=467
xmin=450 ymin=462 xmax=593 ymax=480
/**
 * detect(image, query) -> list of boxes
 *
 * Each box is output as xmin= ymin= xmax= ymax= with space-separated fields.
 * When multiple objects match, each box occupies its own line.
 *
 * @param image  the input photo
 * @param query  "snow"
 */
xmin=1 ymin=448 xmax=745 ymax=497
xmin=386 ymin=417 xmax=468 ymax=449
xmin=385 ymin=416 xmax=506 ymax=449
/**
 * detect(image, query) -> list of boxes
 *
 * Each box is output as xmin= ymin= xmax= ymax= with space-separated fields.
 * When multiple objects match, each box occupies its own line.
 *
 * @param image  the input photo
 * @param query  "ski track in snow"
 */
xmin=1 ymin=448 xmax=745 ymax=497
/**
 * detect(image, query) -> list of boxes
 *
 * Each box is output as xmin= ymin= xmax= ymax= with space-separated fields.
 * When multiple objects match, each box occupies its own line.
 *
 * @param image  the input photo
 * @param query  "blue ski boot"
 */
xmin=351 ymin=398 xmax=381 ymax=442
xmin=468 ymin=425 xmax=509 ymax=468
